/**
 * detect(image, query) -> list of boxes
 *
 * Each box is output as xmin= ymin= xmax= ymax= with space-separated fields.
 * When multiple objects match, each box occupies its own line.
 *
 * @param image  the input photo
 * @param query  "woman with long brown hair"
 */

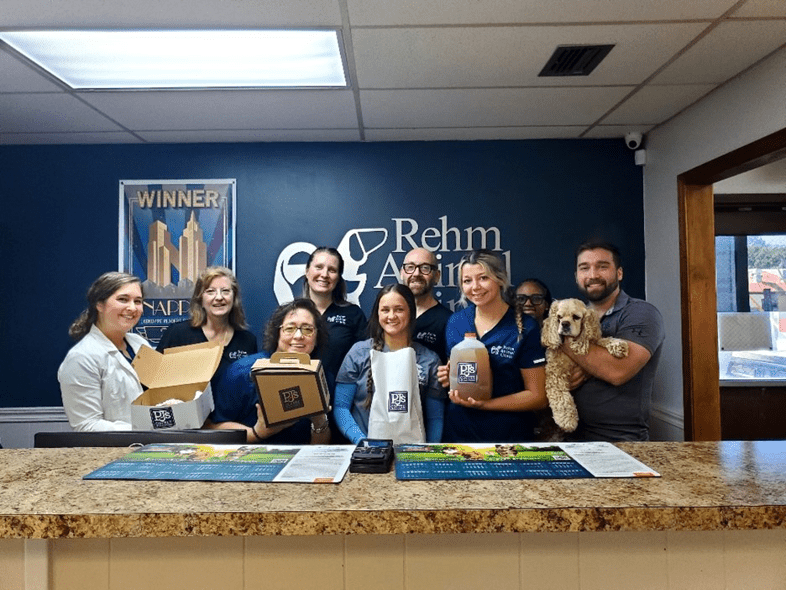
xmin=332 ymin=283 xmax=443 ymax=444
xmin=302 ymin=247 xmax=367 ymax=379
xmin=59 ymin=272 xmax=151 ymax=431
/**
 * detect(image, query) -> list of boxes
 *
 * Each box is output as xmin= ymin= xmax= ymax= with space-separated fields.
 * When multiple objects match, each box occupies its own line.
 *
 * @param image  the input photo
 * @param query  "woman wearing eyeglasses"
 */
xmin=206 ymin=298 xmax=331 ymax=443
xmin=156 ymin=266 xmax=258 ymax=391
xmin=302 ymin=247 xmax=367 ymax=380
xmin=512 ymin=278 xmax=553 ymax=328
xmin=511 ymin=278 xmax=560 ymax=441
xmin=437 ymin=250 xmax=548 ymax=443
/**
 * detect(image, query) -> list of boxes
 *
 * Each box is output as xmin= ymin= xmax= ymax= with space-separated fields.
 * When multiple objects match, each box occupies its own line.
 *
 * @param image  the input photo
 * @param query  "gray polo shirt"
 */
xmin=571 ymin=290 xmax=665 ymax=441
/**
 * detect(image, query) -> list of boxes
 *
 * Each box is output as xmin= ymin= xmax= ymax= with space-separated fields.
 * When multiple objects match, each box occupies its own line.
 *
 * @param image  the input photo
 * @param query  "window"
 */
xmin=716 ymin=234 xmax=786 ymax=381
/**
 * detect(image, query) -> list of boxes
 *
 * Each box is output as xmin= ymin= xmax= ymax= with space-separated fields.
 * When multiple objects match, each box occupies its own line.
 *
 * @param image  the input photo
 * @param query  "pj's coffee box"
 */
xmin=251 ymin=352 xmax=330 ymax=427
xmin=130 ymin=341 xmax=223 ymax=430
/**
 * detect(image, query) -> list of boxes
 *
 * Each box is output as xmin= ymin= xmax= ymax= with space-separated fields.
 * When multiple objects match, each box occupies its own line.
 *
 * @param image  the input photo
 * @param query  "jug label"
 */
xmin=388 ymin=391 xmax=409 ymax=413
xmin=457 ymin=362 xmax=478 ymax=383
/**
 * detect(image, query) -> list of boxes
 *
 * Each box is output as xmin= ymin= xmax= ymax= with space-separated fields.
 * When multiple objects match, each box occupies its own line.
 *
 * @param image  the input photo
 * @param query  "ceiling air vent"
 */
xmin=538 ymin=44 xmax=614 ymax=77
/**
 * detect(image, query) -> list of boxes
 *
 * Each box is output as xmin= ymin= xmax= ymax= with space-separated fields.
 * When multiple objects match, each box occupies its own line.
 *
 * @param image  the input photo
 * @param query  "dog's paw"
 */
xmin=601 ymin=338 xmax=629 ymax=358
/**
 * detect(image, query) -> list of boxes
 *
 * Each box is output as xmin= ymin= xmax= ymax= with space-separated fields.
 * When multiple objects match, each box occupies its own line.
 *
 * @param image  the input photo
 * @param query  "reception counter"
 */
xmin=2 ymin=441 xmax=785 ymax=589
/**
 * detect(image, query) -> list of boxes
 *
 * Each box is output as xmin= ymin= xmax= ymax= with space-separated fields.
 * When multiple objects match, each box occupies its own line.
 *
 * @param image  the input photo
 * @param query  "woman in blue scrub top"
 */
xmin=437 ymin=250 xmax=548 ymax=443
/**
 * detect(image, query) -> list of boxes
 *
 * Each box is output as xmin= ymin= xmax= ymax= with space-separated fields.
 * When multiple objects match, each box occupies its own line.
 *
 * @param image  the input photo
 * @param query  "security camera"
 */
xmin=625 ymin=132 xmax=643 ymax=150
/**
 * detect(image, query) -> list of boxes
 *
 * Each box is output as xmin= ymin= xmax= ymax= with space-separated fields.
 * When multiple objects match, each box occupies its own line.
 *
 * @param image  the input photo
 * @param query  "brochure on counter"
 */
xmin=393 ymin=442 xmax=660 ymax=480
xmin=84 ymin=443 xmax=355 ymax=483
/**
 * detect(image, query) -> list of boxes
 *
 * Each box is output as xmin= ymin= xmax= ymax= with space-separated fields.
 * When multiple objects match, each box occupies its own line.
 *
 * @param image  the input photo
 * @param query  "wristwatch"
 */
xmin=311 ymin=415 xmax=329 ymax=434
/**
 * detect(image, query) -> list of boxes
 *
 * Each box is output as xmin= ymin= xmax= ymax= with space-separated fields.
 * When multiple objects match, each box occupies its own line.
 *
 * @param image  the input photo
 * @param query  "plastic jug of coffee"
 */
xmin=449 ymin=333 xmax=492 ymax=401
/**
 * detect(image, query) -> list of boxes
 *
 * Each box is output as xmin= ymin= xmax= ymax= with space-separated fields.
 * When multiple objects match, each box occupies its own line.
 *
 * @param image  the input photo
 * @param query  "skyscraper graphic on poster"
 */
xmin=119 ymin=180 xmax=236 ymax=345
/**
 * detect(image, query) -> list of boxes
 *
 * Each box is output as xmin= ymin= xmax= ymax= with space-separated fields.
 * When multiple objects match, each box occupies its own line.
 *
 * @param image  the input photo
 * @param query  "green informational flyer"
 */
xmin=394 ymin=442 xmax=661 ymax=481
xmin=84 ymin=443 xmax=354 ymax=483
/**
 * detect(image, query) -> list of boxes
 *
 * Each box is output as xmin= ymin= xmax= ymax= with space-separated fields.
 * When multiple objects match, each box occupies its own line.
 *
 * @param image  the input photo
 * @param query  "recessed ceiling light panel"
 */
xmin=0 ymin=29 xmax=348 ymax=89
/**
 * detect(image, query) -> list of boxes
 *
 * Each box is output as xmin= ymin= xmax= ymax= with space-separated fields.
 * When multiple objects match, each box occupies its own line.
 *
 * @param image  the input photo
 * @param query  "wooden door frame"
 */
xmin=678 ymin=128 xmax=786 ymax=440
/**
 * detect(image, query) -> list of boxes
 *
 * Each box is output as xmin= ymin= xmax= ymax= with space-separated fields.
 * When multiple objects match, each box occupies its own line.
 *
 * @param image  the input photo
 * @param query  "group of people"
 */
xmin=58 ymin=240 xmax=664 ymax=443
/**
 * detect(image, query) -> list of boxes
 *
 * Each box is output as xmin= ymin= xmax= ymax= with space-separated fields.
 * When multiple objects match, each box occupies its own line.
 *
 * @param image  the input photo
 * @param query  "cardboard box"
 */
xmin=251 ymin=352 xmax=330 ymax=427
xmin=130 ymin=341 xmax=223 ymax=430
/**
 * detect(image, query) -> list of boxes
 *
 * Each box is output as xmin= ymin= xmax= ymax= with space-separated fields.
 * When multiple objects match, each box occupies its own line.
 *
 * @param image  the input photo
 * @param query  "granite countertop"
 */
xmin=2 ymin=441 xmax=785 ymax=539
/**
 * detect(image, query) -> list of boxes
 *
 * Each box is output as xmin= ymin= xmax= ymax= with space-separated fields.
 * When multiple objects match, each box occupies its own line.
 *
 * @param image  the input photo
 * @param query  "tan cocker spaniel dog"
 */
xmin=540 ymin=299 xmax=629 ymax=432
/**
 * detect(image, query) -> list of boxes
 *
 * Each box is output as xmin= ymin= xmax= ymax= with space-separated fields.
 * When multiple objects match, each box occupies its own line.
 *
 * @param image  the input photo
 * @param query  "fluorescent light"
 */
xmin=0 ymin=30 xmax=347 ymax=89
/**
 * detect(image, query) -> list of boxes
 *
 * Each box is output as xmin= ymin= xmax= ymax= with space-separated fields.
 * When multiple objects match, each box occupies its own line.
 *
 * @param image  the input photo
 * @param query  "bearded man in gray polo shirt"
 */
xmin=562 ymin=240 xmax=665 ymax=441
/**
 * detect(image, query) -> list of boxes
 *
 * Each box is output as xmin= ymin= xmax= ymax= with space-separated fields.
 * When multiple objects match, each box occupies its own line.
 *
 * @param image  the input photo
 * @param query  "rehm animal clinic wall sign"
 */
xmin=273 ymin=215 xmax=512 ymax=312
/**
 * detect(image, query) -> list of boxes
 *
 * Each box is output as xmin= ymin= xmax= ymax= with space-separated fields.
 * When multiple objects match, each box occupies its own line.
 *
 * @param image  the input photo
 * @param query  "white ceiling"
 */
xmin=1 ymin=0 xmax=785 ymax=145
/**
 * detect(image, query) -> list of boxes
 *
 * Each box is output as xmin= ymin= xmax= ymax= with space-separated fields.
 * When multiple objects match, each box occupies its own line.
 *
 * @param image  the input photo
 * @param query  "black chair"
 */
xmin=34 ymin=429 xmax=247 ymax=448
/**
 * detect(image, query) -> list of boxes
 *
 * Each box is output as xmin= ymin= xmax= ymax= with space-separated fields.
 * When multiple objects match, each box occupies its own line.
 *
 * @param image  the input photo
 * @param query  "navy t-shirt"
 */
xmin=211 ymin=351 xmax=336 ymax=444
xmin=156 ymin=321 xmax=258 ymax=390
xmin=413 ymin=303 xmax=453 ymax=364
xmin=321 ymin=302 xmax=367 ymax=379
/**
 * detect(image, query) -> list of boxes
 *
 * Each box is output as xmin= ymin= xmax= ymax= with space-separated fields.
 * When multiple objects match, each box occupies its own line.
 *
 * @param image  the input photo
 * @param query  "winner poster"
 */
xmin=119 ymin=179 xmax=236 ymax=345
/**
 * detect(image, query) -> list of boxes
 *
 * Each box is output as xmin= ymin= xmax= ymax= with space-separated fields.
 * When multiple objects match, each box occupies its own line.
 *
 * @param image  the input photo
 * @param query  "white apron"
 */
xmin=367 ymin=347 xmax=426 ymax=444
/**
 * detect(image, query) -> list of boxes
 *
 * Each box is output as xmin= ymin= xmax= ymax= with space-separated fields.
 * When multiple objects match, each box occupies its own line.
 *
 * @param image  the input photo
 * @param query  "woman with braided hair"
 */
xmin=510 ymin=278 xmax=552 ymax=329
xmin=437 ymin=250 xmax=547 ymax=443
xmin=332 ymin=283 xmax=444 ymax=444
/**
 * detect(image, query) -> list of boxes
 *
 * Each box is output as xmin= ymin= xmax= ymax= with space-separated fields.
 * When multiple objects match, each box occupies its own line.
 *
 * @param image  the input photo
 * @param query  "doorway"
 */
xmin=678 ymin=127 xmax=786 ymax=440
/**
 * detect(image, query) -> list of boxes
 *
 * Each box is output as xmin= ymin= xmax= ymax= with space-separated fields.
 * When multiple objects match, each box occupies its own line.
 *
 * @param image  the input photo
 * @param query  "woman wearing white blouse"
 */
xmin=58 ymin=272 xmax=151 ymax=431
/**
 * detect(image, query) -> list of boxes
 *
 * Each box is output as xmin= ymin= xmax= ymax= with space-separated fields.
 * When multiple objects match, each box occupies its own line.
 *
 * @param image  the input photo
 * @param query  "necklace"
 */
xmin=204 ymin=324 xmax=232 ymax=346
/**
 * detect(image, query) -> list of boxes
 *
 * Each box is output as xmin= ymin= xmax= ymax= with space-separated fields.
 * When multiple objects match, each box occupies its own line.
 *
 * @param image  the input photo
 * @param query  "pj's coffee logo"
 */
xmin=279 ymin=386 xmax=305 ymax=412
xmin=457 ymin=361 xmax=479 ymax=384
xmin=149 ymin=407 xmax=176 ymax=429
xmin=388 ymin=391 xmax=409 ymax=413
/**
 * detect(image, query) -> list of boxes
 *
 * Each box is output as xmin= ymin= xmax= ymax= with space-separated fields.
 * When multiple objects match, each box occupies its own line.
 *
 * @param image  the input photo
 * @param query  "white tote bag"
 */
xmin=367 ymin=347 xmax=426 ymax=444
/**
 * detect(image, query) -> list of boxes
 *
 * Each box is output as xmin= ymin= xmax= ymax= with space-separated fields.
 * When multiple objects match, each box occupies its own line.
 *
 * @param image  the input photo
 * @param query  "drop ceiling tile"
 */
xmin=602 ymin=84 xmax=718 ymax=125
xmin=353 ymin=23 xmax=708 ymax=88
xmin=365 ymin=127 xmax=586 ymax=141
xmin=0 ymin=94 xmax=124 ymax=133
xmin=732 ymin=0 xmax=786 ymax=17
xmin=348 ymin=0 xmax=738 ymax=25
xmin=0 ymin=131 xmax=142 ymax=144
xmin=360 ymin=87 xmax=633 ymax=128
xmin=653 ymin=20 xmax=786 ymax=84
xmin=136 ymin=129 xmax=361 ymax=142
xmin=0 ymin=0 xmax=341 ymax=26
xmin=0 ymin=51 xmax=65 ymax=92
xmin=78 ymin=90 xmax=359 ymax=130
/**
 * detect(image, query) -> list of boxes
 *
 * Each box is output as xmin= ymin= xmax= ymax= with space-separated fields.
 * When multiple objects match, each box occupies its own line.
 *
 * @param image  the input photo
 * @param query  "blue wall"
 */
xmin=0 ymin=139 xmax=643 ymax=408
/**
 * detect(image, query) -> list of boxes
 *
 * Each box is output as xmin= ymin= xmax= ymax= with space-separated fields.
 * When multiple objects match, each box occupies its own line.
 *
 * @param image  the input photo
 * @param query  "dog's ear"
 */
xmin=566 ymin=302 xmax=590 ymax=355
xmin=541 ymin=300 xmax=562 ymax=349
xmin=572 ymin=307 xmax=602 ymax=355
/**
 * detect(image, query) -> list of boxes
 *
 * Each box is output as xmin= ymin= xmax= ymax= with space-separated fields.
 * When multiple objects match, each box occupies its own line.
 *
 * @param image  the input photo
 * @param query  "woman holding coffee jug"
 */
xmin=437 ymin=250 xmax=547 ymax=443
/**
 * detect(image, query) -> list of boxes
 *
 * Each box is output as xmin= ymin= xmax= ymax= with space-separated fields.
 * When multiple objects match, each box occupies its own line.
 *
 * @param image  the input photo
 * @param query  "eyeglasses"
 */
xmin=516 ymin=294 xmax=545 ymax=305
xmin=402 ymin=263 xmax=436 ymax=275
xmin=204 ymin=288 xmax=232 ymax=298
xmin=280 ymin=324 xmax=316 ymax=337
